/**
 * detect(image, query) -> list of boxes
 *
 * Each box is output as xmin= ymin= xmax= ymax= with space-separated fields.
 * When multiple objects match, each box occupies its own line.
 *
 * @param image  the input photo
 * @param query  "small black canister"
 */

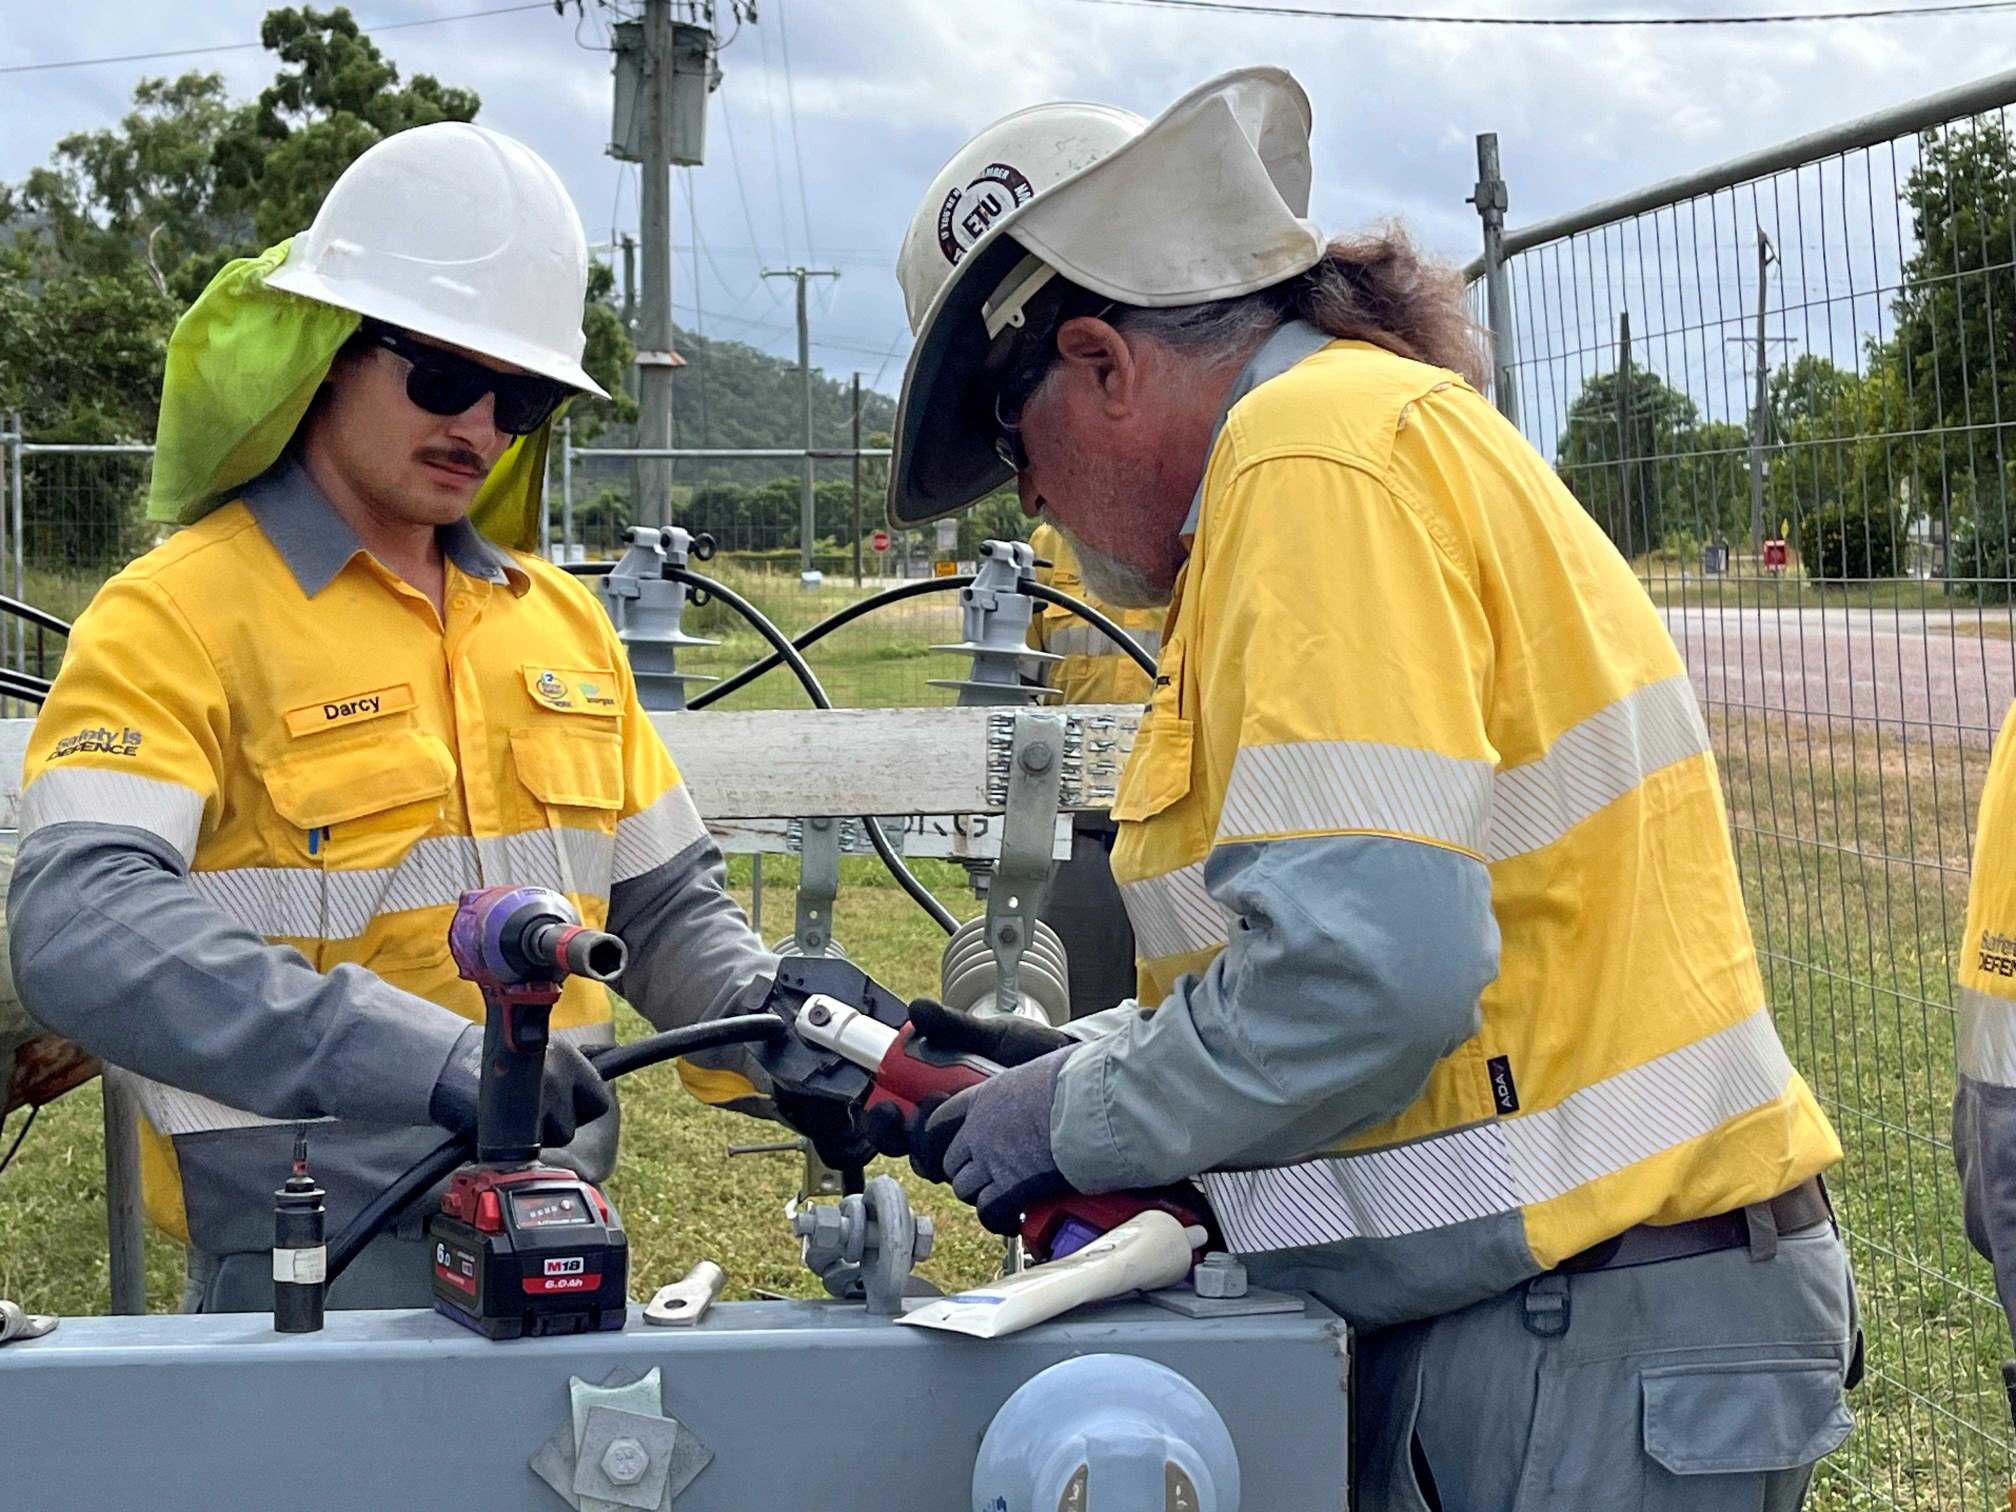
xmin=273 ymin=1127 xmax=326 ymax=1333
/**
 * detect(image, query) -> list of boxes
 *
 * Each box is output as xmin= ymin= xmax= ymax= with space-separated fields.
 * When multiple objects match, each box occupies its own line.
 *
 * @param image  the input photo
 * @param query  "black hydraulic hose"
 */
xmin=0 ymin=595 xmax=71 ymax=638
xmin=323 ymin=1015 xmax=787 ymax=1285
xmin=668 ymin=568 xmax=962 ymax=937
xmin=1016 ymin=580 xmax=1160 ymax=679
xmin=0 ymin=671 xmax=51 ymax=703
xmin=688 ymin=574 xmax=976 ymax=710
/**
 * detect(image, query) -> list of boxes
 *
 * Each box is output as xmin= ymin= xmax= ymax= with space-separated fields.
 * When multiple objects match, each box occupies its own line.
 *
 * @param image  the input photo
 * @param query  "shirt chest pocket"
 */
xmin=256 ymin=730 xmax=458 ymax=961
xmin=262 ymin=729 xmax=456 ymax=865
xmin=510 ymin=726 xmax=625 ymax=902
xmin=1110 ymin=637 xmax=1194 ymax=825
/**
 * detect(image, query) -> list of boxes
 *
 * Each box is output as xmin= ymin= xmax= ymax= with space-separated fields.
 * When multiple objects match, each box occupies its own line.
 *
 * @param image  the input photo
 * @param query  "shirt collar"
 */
xmin=241 ymin=454 xmax=527 ymax=597
xmin=1180 ymin=318 xmax=1339 ymax=537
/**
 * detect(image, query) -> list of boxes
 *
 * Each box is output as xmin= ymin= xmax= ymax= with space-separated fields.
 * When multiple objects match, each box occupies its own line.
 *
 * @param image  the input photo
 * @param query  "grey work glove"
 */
xmin=919 ymin=1047 xmax=1077 ymax=1236
xmin=428 ymin=1023 xmax=613 ymax=1148
xmin=861 ymin=997 xmax=1075 ymax=1171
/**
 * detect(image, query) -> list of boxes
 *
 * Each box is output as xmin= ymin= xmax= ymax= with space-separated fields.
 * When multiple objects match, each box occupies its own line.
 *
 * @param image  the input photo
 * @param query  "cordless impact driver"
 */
xmin=425 ymin=885 xmax=630 ymax=1339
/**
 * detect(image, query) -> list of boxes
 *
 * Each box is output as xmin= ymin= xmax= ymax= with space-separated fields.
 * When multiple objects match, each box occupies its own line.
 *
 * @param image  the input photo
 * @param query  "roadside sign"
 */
xmin=933 ymin=560 xmax=958 ymax=578
xmin=871 ymin=529 xmax=891 ymax=554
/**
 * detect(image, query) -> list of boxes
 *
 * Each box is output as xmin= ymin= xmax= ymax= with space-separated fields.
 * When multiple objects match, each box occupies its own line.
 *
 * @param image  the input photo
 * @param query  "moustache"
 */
xmin=414 ymin=446 xmax=487 ymax=475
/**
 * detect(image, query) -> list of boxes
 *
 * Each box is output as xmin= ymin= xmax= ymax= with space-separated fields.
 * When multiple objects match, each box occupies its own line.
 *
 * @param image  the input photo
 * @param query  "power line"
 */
xmin=1058 ymin=0 xmax=2016 ymax=23
xmin=0 ymin=1 xmax=554 ymax=76
xmin=753 ymin=15 xmax=798 ymax=264
xmin=714 ymin=88 xmax=782 ymax=300
xmin=773 ymin=0 xmax=818 ymax=268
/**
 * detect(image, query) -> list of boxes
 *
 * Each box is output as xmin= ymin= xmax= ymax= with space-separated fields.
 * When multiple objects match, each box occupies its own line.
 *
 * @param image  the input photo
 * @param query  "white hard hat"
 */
xmin=888 ymin=67 xmax=1324 ymax=527
xmin=265 ymin=122 xmax=609 ymax=398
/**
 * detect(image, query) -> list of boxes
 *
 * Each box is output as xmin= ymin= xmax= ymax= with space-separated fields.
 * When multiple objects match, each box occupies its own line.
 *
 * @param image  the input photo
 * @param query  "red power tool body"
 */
xmin=789 ymin=994 xmax=1214 ymax=1261
xmin=425 ymin=885 xmax=630 ymax=1340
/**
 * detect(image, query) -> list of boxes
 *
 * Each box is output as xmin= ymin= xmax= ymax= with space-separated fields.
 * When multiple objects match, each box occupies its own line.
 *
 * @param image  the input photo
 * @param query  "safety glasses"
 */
xmin=365 ymin=324 xmax=570 ymax=436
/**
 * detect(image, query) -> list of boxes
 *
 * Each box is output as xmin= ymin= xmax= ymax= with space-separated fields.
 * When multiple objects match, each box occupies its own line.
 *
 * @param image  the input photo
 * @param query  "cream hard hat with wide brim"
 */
xmin=887 ymin=67 xmax=1324 ymax=528
xmin=265 ymin=121 xmax=610 ymax=398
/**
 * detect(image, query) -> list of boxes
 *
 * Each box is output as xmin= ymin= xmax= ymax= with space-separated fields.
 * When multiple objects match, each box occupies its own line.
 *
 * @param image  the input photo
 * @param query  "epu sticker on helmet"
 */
xmin=937 ymin=162 xmax=1035 ymax=266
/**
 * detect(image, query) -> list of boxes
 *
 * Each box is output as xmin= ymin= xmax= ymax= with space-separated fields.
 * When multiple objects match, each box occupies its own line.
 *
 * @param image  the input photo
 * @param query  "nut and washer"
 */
xmin=1193 ymin=1252 xmax=1249 ymax=1300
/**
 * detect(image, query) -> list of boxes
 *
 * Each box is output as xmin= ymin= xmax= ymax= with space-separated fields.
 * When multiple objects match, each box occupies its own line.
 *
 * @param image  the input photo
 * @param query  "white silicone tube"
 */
xmin=895 ymin=1211 xmax=1204 ymax=1339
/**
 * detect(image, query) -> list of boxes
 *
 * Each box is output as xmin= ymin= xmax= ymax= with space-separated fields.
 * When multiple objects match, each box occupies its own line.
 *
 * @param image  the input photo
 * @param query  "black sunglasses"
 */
xmin=364 ymin=324 xmax=570 ymax=436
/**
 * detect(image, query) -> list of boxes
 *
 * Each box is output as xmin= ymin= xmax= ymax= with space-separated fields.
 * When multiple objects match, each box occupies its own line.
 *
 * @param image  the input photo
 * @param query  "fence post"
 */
xmin=6 ymin=411 xmax=21 ymax=695
xmin=851 ymin=373 xmax=864 ymax=589
xmin=103 ymin=1071 xmax=147 ymax=1314
xmin=1471 ymin=135 xmax=1521 ymax=430
xmin=1616 ymin=311 xmax=1633 ymax=562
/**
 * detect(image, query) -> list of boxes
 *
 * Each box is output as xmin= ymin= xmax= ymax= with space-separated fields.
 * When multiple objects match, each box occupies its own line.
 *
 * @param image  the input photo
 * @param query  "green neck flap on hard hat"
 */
xmin=148 ymin=236 xmax=556 ymax=551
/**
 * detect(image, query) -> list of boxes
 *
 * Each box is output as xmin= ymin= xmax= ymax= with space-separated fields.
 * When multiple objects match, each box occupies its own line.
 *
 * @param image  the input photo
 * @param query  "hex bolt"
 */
xmin=1193 ymin=1252 xmax=1248 ymax=1299
xmin=601 ymin=1437 xmax=650 ymax=1487
xmin=1019 ymin=741 xmax=1055 ymax=774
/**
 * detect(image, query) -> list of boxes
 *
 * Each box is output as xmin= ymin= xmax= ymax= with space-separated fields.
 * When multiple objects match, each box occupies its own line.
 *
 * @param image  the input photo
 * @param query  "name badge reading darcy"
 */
xmin=284 ymin=684 xmax=416 ymax=737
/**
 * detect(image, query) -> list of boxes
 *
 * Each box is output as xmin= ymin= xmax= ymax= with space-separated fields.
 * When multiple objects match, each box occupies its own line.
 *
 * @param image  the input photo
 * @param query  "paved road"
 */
xmin=1659 ymin=605 xmax=2016 ymax=748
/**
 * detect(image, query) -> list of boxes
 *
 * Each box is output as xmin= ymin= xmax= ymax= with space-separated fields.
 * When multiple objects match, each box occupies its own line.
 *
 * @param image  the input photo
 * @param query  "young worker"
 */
xmin=8 ymin=124 xmax=858 ymax=1311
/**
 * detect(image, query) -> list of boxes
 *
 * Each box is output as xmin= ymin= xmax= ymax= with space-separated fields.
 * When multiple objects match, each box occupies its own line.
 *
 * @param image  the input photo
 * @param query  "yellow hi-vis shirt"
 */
xmin=1953 ymin=702 xmax=2016 ymax=1337
xmin=1084 ymin=334 xmax=1838 ymax=1322
xmin=1026 ymin=522 xmax=1161 ymax=706
xmin=13 ymin=462 xmax=746 ymax=1248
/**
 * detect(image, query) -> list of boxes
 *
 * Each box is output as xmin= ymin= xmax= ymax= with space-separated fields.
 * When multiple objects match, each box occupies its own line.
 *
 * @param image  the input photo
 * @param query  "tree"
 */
xmin=212 ymin=6 xmax=479 ymax=250
xmin=1891 ymin=119 xmax=2016 ymax=524
xmin=1555 ymin=364 xmax=1703 ymax=555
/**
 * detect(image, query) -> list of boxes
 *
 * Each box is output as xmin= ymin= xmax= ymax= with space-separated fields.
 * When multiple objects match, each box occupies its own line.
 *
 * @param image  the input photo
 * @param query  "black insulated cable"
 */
xmin=323 ymin=1014 xmax=788 ymax=1284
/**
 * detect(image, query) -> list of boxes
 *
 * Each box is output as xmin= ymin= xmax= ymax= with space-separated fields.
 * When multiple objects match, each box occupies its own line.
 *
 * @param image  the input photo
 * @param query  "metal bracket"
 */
xmin=791 ymin=815 xmax=844 ymax=958
xmin=986 ymin=711 xmax=1065 ymax=1016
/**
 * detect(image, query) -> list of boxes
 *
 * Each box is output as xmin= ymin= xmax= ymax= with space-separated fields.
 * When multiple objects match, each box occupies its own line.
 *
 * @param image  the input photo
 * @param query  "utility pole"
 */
xmin=763 ymin=265 xmax=841 ymax=586
xmin=850 ymin=372 xmax=863 ymax=588
xmin=634 ymin=0 xmax=679 ymax=528
xmin=1747 ymin=231 xmax=1776 ymax=555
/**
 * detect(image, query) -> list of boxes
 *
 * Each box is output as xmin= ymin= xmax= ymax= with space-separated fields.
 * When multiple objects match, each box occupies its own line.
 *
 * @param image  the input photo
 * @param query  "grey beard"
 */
xmin=1050 ymin=518 xmax=1171 ymax=609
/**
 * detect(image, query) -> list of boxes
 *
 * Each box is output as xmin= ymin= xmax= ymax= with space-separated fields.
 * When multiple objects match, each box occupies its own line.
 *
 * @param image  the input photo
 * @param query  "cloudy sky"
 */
xmin=5 ymin=0 xmax=2015 ymax=411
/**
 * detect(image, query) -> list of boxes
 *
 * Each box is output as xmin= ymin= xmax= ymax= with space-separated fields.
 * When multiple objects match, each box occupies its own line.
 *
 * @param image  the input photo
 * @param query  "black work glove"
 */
xmin=429 ymin=1024 xmax=614 ymax=1148
xmin=772 ymin=1088 xmax=878 ymax=1170
xmin=922 ymin=1049 xmax=1077 ymax=1235
xmin=860 ymin=997 xmax=1075 ymax=1179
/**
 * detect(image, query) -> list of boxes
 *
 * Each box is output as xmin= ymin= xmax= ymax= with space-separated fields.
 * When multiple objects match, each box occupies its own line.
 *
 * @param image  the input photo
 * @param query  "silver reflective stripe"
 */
xmin=1046 ymin=623 xmax=1162 ymax=661
xmin=129 ymin=1021 xmax=618 ymax=1137
xmin=1120 ymin=860 xmax=1235 ymax=962
xmin=1217 ymin=741 xmax=1493 ymax=851
xmin=1486 ymin=675 xmax=1710 ymax=862
xmin=20 ymin=768 xmax=205 ymax=864
xmin=188 ymin=826 xmax=616 ymax=942
xmin=613 ymin=784 xmax=709 ymax=884
xmin=1201 ymin=1008 xmax=1795 ymax=1252
xmin=1958 ymin=985 xmax=2016 ymax=1086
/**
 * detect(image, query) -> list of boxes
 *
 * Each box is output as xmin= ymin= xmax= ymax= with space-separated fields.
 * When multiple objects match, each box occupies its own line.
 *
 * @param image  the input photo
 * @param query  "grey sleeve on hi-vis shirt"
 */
xmin=1050 ymin=832 xmax=1499 ymax=1194
xmin=7 ymin=821 xmax=471 ymax=1128
xmin=605 ymin=834 xmax=781 ymax=1106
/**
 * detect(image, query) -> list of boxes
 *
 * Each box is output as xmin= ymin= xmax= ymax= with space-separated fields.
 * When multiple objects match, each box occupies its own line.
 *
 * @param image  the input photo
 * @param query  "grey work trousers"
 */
xmin=1353 ymin=1222 xmax=1857 ymax=1511
xmin=181 ymin=1232 xmax=433 ymax=1313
